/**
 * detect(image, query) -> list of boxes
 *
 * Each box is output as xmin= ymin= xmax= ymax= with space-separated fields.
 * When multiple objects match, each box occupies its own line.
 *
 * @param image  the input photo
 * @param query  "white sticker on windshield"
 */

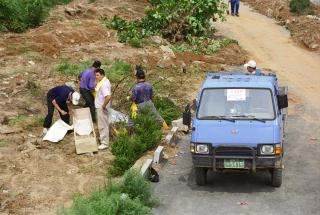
xmin=227 ymin=89 xmax=246 ymax=101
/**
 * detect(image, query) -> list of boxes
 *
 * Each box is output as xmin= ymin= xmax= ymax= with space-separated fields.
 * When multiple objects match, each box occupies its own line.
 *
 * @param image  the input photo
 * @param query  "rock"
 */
xmin=266 ymin=8 xmax=273 ymax=18
xmin=28 ymin=60 xmax=35 ymax=66
xmin=171 ymin=118 xmax=189 ymax=132
xmin=0 ymin=125 xmax=21 ymax=134
xmin=64 ymin=5 xmax=83 ymax=16
xmin=310 ymin=44 xmax=319 ymax=50
xmin=151 ymin=36 xmax=163 ymax=44
xmin=160 ymin=45 xmax=176 ymax=59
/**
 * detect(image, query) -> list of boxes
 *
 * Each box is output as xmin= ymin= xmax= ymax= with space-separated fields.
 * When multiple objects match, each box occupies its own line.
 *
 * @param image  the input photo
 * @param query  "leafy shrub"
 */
xmin=110 ymin=110 xmax=162 ymax=176
xmin=154 ymin=97 xmax=181 ymax=125
xmin=105 ymin=59 xmax=133 ymax=83
xmin=102 ymin=0 xmax=227 ymax=46
xmin=0 ymin=0 xmax=72 ymax=33
xmin=289 ymin=0 xmax=311 ymax=14
xmin=60 ymin=170 xmax=153 ymax=215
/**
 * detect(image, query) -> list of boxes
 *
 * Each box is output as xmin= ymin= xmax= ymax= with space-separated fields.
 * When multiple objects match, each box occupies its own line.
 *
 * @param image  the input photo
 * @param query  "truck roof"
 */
xmin=201 ymin=72 xmax=278 ymax=89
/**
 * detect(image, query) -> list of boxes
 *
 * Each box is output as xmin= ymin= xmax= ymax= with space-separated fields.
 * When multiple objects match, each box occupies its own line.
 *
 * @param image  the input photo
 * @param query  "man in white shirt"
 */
xmin=94 ymin=68 xmax=111 ymax=150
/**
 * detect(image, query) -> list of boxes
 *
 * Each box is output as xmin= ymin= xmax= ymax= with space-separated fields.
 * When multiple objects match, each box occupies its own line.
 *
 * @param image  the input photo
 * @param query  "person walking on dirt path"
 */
xmin=79 ymin=60 xmax=101 ymax=123
xmin=244 ymin=60 xmax=262 ymax=75
xmin=94 ymin=68 xmax=112 ymax=150
xmin=43 ymin=85 xmax=80 ymax=134
xmin=230 ymin=0 xmax=240 ymax=17
xmin=131 ymin=66 xmax=164 ymax=124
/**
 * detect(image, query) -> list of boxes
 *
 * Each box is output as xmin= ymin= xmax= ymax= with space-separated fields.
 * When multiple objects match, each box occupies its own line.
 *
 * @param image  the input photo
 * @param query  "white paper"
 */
xmin=227 ymin=89 xmax=246 ymax=101
xmin=74 ymin=119 xmax=92 ymax=136
xmin=43 ymin=119 xmax=73 ymax=143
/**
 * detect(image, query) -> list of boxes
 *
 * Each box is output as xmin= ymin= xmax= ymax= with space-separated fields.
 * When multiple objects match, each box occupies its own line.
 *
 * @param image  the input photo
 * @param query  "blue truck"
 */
xmin=190 ymin=72 xmax=288 ymax=187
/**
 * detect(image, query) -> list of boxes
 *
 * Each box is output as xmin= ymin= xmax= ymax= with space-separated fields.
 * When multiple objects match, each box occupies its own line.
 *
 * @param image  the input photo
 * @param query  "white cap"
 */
xmin=72 ymin=92 xmax=80 ymax=105
xmin=244 ymin=60 xmax=257 ymax=68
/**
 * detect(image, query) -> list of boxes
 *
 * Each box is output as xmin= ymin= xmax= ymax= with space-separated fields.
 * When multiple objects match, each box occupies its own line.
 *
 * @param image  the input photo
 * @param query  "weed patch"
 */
xmin=59 ymin=170 xmax=156 ymax=215
xmin=0 ymin=139 xmax=8 ymax=147
xmin=54 ymin=60 xmax=91 ymax=76
xmin=8 ymin=114 xmax=44 ymax=130
xmin=154 ymin=97 xmax=181 ymax=125
xmin=290 ymin=0 xmax=313 ymax=14
xmin=0 ymin=0 xmax=72 ymax=33
xmin=109 ymin=110 xmax=162 ymax=176
xmin=172 ymin=37 xmax=238 ymax=54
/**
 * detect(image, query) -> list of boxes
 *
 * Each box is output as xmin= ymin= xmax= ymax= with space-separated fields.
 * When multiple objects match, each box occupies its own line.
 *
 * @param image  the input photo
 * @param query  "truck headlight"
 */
xmin=260 ymin=145 xmax=275 ymax=155
xmin=195 ymin=144 xmax=209 ymax=154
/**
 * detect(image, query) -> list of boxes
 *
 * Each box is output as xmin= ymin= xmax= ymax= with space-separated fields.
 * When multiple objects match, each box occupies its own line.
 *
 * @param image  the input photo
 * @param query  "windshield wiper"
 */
xmin=200 ymin=115 xmax=235 ymax=122
xmin=232 ymin=115 xmax=266 ymax=123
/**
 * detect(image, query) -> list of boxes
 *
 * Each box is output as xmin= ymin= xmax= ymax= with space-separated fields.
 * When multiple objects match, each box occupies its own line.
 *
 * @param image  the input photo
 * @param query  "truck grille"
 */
xmin=214 ymin=146 xmax=256 ymax=156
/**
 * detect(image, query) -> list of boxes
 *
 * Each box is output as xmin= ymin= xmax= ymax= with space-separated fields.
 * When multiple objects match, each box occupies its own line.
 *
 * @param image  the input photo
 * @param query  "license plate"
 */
xmin=224 ymin=159 xmax=245 ymax=168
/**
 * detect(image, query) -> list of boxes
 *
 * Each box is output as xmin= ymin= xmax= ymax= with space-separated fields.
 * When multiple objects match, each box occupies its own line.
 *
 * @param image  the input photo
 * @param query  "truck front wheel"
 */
xmin=271 ymin=168 xmax=282 ymax=187
xmin=195 ymin=167 xmax=207 ymax=185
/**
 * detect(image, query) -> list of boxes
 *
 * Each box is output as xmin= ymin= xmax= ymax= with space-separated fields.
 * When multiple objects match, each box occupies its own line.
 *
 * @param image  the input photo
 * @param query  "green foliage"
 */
xmin=102 ymin=0 xmax=226 ymax=46
xmin=55 ymin=60 xmax=91 ymax=76
xmin=8 ymin=114 xmax=44 ymax=130
xmin=105 ymin=59 xmax=133 ymax=83
xmin=290 ymin=0 xmax=312 ymax=14
xmin=60 ymin=170 xmax=153 ymax=215
xmin=0 ymin=0 xmax=72 ymax=33
xmin=154 ymin=97 xmax=181 ymax=125
xmin=172 ymin=37 xmax=238 ymax=54
xmin=110 ymin=110 xmax=162 ymax=176
xmin=0 ymin=139 xmax=8 ymax=147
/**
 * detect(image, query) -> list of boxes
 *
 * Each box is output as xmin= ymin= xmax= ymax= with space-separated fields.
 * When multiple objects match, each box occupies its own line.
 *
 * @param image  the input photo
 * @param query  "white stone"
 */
xmin=171 ymin=127 xmax=178 ymax=133
xmin=160 ymin=45 xmax=176 ymax=58
xmin=171 ymin=118 xmax=189 ymax=132
xmin=140 ymin=159 xmax=153 ymax=177
xmin=153 ymin=146 xmax=164 ymax=164
xmin=165 ymin=134 xmax=174 ymax=144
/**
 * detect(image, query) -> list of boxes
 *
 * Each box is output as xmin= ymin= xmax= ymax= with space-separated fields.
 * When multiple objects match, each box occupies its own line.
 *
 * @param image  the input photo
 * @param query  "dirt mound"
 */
xmin=242 ymin=0 xmax=320 ymax=52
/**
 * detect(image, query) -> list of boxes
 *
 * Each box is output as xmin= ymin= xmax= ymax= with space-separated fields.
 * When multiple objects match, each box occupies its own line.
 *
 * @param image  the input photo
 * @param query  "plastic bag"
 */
xmin=148 ymin=167 xmax=159 ymax=183
xmin=108 ymin=108 xmax=129 ymax=124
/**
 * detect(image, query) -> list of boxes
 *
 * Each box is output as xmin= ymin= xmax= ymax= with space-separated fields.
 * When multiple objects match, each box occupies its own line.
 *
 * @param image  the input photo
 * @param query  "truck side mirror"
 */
xmin=278 ymin=94 xmax=288 ymax=109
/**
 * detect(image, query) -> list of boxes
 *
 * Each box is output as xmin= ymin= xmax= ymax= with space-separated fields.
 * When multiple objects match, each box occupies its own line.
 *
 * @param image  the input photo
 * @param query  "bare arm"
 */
xmin=52 ymin=99 xmax=67 ymax=115
xmin=102 ymin=95 xmax=111 ymax=110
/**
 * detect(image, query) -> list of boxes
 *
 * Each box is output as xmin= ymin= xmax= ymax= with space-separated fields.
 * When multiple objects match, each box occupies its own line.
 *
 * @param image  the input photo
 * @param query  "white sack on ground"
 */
xmin=74 ymin=118 xmax=92 ymax=136
xmin=108 ymin=108 xmax=128 ymax=124
xmin=43 ymin=119 xmax=73 ymax=143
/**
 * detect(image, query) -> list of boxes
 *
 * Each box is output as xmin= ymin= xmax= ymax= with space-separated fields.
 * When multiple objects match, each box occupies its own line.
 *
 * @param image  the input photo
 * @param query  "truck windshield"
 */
xmin=197 ymin=88 xmax=275 ymax=120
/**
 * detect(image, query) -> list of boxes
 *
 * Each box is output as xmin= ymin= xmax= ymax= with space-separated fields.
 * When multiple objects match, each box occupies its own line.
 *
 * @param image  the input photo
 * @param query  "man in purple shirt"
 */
xmin=79 ymin=60 xmax=101 ymax=122
xmin=131 ymin=67 xmax=164 ymax=123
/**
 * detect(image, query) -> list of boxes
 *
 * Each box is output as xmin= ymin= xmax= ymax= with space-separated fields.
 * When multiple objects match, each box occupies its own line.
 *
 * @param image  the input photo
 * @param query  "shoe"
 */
xmin=98 ymin=144 xmax=108 ymax=150
xmin=231 ymin=13 xmax=234 ymax=16
xmin=236 ymin=14 xmax=239 ymax=17
xmin=43 ymin=128 xmax=48 ymax=135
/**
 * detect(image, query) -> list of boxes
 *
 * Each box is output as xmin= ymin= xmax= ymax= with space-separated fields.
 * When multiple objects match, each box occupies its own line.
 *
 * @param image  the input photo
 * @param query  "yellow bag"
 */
xmin=130 ymin=102 xmax=138 ymax=119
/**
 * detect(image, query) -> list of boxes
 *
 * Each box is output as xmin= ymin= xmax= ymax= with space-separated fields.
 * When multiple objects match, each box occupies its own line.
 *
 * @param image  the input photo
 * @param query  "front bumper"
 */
xmin=192 ymin=146 xmax=282 ymax=171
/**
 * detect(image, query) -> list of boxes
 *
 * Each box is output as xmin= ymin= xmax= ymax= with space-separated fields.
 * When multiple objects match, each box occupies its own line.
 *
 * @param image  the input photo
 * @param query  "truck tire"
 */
xmin=271 ymin=168 xmax=282 ymax=187
xmin=195 ymin=167 xmax=207 ymax=186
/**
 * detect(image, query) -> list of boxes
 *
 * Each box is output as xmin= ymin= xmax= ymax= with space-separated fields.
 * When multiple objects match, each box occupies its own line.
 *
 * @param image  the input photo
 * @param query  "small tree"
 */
xmin=289 ymin=0 xmax=311 ymax=14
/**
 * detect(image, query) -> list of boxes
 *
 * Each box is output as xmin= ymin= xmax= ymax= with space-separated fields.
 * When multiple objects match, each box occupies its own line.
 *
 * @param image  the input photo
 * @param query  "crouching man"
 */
xmin=95 ymin=68 xmax=112 ymax=150
xmin=43 ymin=85 xmax=80 ymax=134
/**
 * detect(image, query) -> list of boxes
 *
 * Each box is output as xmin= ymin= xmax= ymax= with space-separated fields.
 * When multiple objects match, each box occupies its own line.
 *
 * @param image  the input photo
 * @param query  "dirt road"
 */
xmin=153 ymin=4 xmax=320 ymax=215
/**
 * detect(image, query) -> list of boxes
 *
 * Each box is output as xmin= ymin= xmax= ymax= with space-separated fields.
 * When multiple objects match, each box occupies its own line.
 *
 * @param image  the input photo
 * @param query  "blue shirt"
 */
xmin=132 ymin=81 xmax=153 ymax=104
xmin=48 ymin=85 xmax=74 ymax=104
xmin=255 ymin=69 xmax=262 ymax=76
xmin=79 ymin=68 xmax=95 ymax=90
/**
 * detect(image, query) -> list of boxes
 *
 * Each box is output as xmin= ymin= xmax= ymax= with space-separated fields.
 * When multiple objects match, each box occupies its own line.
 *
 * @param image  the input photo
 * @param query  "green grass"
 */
xmin=8 ymin=115 xmax=27 ymax=126
xmin=0 ymin=139 xmax=8 ymax=147
xmin=55 ymin=60 xmax=91 ymax=76
xmin=154 ymin=97 xmax=181 ymax=125
xmin=104 ymin=59 xmax=133 ymax=82
xmin=59 ymin=170 xmax=156 ymax=215
xmin=290 ymin=0 xmax=313 ymax=14
xmin=8 ymin=114 xmax=44 ymax=130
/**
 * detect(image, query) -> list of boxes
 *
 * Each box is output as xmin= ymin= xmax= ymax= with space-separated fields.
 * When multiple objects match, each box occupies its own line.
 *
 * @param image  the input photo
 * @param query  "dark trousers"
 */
xmin=80 ymin=88 xmax=96 ymax=122
xmin=231 ymin=0 xmax=240 ymax=15
xmin=43 ymin=93 xmax=70 ymax=128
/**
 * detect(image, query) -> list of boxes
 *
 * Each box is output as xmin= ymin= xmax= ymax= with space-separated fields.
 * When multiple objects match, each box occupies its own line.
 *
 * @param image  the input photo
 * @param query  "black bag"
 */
xmin=148 ymin=167 xmax=159 ymax=183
